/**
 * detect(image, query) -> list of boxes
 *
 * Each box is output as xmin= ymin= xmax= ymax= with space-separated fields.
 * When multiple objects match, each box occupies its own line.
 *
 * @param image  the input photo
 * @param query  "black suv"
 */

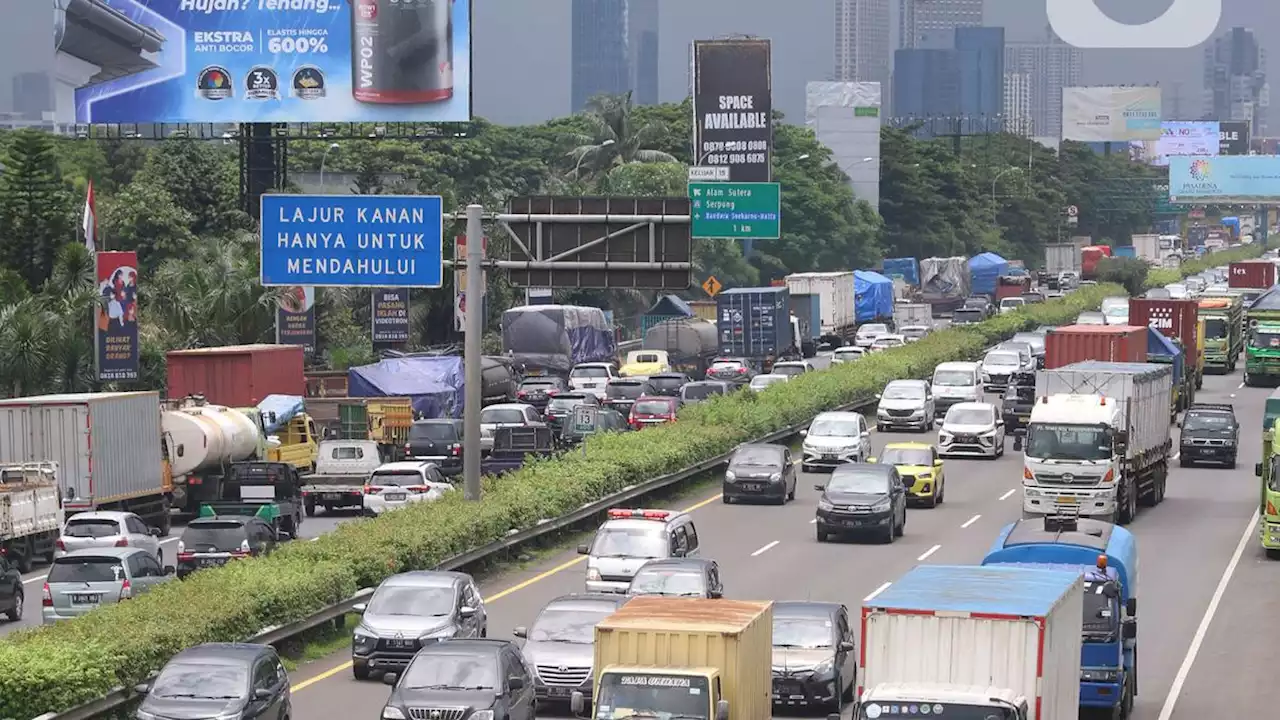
xmin=176 ymin=516 xmax=278 ymax=579
xmin=1179 ymin=403 xmax=1239 ymax=468
xmin=406 ymin=419 xmax=463 ymax=475
xmin=1001 ymin=371 xmax=1037 ymax=433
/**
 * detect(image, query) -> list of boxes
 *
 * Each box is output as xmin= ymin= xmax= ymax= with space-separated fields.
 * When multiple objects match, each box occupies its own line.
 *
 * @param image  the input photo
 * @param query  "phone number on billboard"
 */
xmin=701 ymin=141 xmax=769 ymax=152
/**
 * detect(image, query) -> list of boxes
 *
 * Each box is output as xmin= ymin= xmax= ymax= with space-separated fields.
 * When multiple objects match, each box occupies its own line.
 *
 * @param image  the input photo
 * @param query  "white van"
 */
xmin=930 ymin=361 xmax=983 ymax=423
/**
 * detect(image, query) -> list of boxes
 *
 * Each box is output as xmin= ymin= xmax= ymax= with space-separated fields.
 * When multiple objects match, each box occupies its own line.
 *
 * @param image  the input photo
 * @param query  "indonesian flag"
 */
xmin=82 ymin=180 xmax=97 ymax=252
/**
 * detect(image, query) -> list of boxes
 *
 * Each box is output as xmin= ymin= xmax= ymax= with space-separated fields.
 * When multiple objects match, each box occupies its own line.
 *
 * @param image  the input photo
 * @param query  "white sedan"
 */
xmin=749 ymin=373 xmax=789 ymax=391
xmin=362 ymin=461 xmax=453 ymax=516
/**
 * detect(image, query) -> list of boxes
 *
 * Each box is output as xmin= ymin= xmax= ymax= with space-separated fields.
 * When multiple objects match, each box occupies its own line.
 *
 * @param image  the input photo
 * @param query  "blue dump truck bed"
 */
xmin=983 ymin=518 xmax=1137 ymax=598
xmin=716 ymin=287 xmax=791 ymax=357
xmin=1145 ymin=326 xmax=1185 ymax=391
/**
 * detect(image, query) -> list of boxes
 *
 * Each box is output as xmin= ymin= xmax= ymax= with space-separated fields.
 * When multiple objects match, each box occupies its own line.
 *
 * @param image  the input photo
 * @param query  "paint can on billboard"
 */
xmin=276 ymin=286 xmax=316 ymax=353
xmin=1062 ymin=86 xmax=1162 ymax=142
xmin=371 ymin=288 xmax=410 ymax=343
xmin=1219 ymin=121 xmax=1251 ymax=155
xmin=94 ymin=251 xmax=140 ymax=382
xmin=352 ymin=0 xmax=454 ymax=105
xmin=692 ymin=39 xmax=772 ymax=183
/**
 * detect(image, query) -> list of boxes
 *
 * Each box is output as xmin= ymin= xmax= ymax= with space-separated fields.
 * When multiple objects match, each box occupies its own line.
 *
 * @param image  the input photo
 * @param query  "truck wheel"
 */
xmin=1118 ymin=486 xmax=1137 ymax=525
xmin=14 ymin=540 xmax=32 ymax=573
xmin=157 ymin=503 xmax=172 ymax=537
xmin=305 ymin=500 xmax=316 ymax=517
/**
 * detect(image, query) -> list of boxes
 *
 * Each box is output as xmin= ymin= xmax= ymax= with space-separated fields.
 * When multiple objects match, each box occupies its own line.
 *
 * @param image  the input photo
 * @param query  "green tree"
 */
xmin=0 ymin=129 xmax=75 ymax=290
xmin=351 ymin=156 xmax=387 ymax=194
xmin=566 ymin=92 xmax=678 ymax=180
xmin=100 ymin=183 xmax=197 ymax=271
xmin=133 ymin=142 xmax=247 ymax=237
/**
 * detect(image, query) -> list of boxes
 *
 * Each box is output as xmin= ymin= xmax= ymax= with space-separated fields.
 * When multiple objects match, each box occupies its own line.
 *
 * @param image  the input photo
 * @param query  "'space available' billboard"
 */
xmin=692 ymin=39 xmax=773 ymax=183
xmin=1219 ymin=121 xmax=1251 ymax=155
xmin=1169 ymin=156 xmax=1280 ymax=205
xmin=1061 ymin=86 xmax=1162 ymax=142
xmin=63 ymin=0 xmax=472 ymax=124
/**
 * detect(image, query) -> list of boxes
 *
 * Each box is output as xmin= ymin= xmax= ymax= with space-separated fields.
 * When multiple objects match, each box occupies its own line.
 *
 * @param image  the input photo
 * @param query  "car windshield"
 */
xmin=946 ymin=408 xmax=991 ymax=425
xmin=953 ymin=310 xmax=984 ymax=323
xmin=883 ymin=383 xmax=924 ymax=400
xmin=872 ymin=338 xmax=902 ymax=347
xmin=1077 ymin=313 xmax=1105 ymax=325
xmin=62 ymin=518 xmax=121 ymax=538
xmin=1203 ymin=318 xmax=1227 ymax=340
xmin=857 ymin=704 xmax=1016 ymax=720
xmin=1184 ymin=412 xmax=1234 ymax=431
xmin=984 ymin=352 xmax=1019 ymax=367
xmin=590 ymin=527 xmax=667 ymax=559
xmin=827 ymin=469 xmax=890 ymax=494
xmin=548 ymin=397 xmax=588 ymax=411
xmin=481 ymin=408 xmax=526 ymax=424
xmin=709 ymin=361 xmax=747 ymax=374
xmin=834 ymin=349 xmax=862 ymax=360
xmin=402 ymin=654 xmax=499 ymax=691
xmin=596 ymin=673 xmax=711 ymax=720
xmin=47 ymin=556 xmax=125 ymax=583
xmin=629 ymin=353 xmax=663 ymax=364
xmin=151 ymin=663 xmax=248 ymax=700
xmin=902 ymin=328 xmax=928 ymax=338
xmin=649 ymin=376 xmax=686 ymax=390
xmin=1251 ymin=331 xmax=1280 ymax=350
xmin=808 ymin=419 xmax=859 ymax=437
xmin=683 ymin=384 xmax=723 ymax=400
xmin=1001 ymin=298 xmax=1025 ymax=307
xmin=858 ymin=324 xmax=888 ymax=337
xmin=1025 ymin=423 xmax=1111 ymax=461
xmin=1012 ymin=334 xmax=1044 ymax=350
xmin=933 ymin=370 xmax=974 ymax=386
xmin=180 ymin=522 xmax=248 ymax=551
xmin=633 ymin=399 xmax=675 ymax=415
xmin=367 ymin=585 xmax=455 ymax=616
xmin=572 ymin=366 xmax=611 ymax=378
xmin=370 ymin=470 xmax=425 ymax=486
xmin=529 ymin=606 xmax=614 ymax=644
xmin=607 ymin=383 xmax=647 ymax=399
xmin=1082 ymin=581 xmax=1118 ymax=635
xmin=629 ymin=569 xmax=706 ymax=597
xmin=1103 ymin=307 xmax=1127 ymax=318
xmin=751 ymin=376 xmax=784 ymax=389
xmin=880 ymin=447 xmax=933 ymax=466
xmin=732 ymin=447 xmax=783 ymax=467
xmin=409 ymin=423 xmax=458 ymax=443
xmin=773 ymin=616 xmax=833 ymax=649
xmin=773 ymin=365 xmax=806 ymax=376
xmin=520 ymin=380 xmax=557 ymax=392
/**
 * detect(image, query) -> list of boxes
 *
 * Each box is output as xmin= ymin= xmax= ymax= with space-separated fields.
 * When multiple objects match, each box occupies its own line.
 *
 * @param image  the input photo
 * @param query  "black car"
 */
xmin=1001 ymin=372 xmax=1037 ymax=433
xmin=723 ymin=443 xmax=798 ymax=505
xmin=646 ymin=372 xmax=692 ymax=397
xmin=558 ymin=407 xmax=629 ymax=448
xmin=771 ymin=602 xmax=857 ymax=712
xmin=706 ymin=357 xmax=757 ymax=386
xmin=406 ymin=419 xmax=463 ymax=475
xmin=176 ymin=516 xmax=278 ymax=579
xmin=603 ymin=378 xmax=653 ymax=413
xmin=0 ymin=553 xmax=21 ymax=622
xmin=814 ymin=464 xmax=906 ymax=544
xmin=626 ymin=558 xmax=723 ymax=598
xmin=515 ymin=376 xmax=568 ymax=411
xmin=1179 ymin=403 xmax=1239 ymax=468
xmin=135 ymin=643 xmax=291 ymax=720
xmin=381 ymin=639 xmax=536 ymax=720
xmin=681 ymin=380 xmax=730 ymax=403
xmin=544 ymin=393 xmax=600 ymax=432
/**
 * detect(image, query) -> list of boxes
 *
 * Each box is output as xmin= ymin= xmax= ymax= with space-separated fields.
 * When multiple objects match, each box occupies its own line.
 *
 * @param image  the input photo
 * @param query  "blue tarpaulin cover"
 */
xmin=501 ymin=305 xmax=616 ymax=374
xmin=968 ymin=252 xmax=1010 ymax=296
xmin=347 ymin=356 xmax=465 ymax=419
xmin=881 ymin=258 xmax=920 ymax=286
xmin=1146 ymin=327 xmax=1184 ymax=387
xmin=257 ymin=395 xmax=304 ymax=433
xmin=854 ymin=270 xmax=894 ymax=323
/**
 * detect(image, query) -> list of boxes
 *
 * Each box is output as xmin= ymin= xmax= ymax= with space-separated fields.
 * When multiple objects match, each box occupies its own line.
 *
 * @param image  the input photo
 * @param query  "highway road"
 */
xmin=278 ymin=369 xmax=1270 ymax=720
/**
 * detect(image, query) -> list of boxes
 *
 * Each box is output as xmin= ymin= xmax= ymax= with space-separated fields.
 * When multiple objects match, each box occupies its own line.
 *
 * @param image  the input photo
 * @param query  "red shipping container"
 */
xmin=1228 ymin=260 xmax=1276 ymax=289
xmin=995 ymin=275 xmax=1031 ymax=301
xmin=1080 ymin=245 xmax=1112 ymax=280
xmin=1128 ymin=298 xmax=1199 ymax=351
xmin=166 ymin=344 xmax=306 ymax=407
xmin=1044 ymin=325 xmax=1147 ymax=369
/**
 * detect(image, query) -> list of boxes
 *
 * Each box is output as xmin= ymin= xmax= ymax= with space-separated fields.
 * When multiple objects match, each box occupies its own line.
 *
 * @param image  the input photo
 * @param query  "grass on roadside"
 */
xmin=276 ymin=613 xmax=360 ymax=671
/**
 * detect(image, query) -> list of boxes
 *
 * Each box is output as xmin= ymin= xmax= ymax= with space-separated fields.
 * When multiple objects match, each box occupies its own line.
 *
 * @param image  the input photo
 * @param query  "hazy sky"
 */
xmin=473 ymin=0 xmax=1276 ymax=127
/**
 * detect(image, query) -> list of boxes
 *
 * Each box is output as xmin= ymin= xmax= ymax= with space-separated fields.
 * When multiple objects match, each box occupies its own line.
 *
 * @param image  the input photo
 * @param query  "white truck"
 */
xmin=1017 ymin=361 xmax=1173 ymax=525
xmin=0 ymin=463 xmax=63 ymax=572
xmin=1043 ymin=243 xmax=1080 ymax=277
xmin=892 ymin=302 xmax=932 ymax=330
xmin=300 ymin=439 xmax=382 ymax=516
xmin=1130 ymin=234 xmax=1161 ymax=264
xmin=785 ymin=271 xmax=856 ymax=341
xmin=162 ymin=401 xmax=265 ymax=515
xmin=859 ymin=564 xmax=1083 ymax=720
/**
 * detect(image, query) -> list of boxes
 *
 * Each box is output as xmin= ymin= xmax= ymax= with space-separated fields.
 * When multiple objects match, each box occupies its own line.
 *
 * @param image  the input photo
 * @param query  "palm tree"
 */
xmin=566 ymin=92 xmax=677 ymax=180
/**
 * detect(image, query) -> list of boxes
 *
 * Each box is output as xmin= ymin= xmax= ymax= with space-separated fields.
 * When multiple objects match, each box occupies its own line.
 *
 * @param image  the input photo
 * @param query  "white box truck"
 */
xmin=785 ymin=272 xmax=856 ymax=340
xmin=858 ymin=564 xmax=1083 ymax=720
xmin=0 ymin=463 xmax=63 ymax=572
xmin=1130 ymin=234 xmax=1161 ymax=264
xmin=0 ymin=392 xmax=172 ymax=535
xmin=1020 ymin=362 xmax=1173 ymax=524
xmin=1043 ymin=243 xmax=1079 ymax=277
xmin=892 ymin=302 xmax=932 ymax=331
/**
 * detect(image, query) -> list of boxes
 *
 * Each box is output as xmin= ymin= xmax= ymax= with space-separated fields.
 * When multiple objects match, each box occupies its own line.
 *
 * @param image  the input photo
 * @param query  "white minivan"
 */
xmin=930 ymin=361 xmax=983 ymax=424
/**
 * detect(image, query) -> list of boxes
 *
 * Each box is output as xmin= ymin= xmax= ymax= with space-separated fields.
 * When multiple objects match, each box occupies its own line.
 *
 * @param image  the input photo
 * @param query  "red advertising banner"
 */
xmin=95 ymin=251 xmax=140 ymax=381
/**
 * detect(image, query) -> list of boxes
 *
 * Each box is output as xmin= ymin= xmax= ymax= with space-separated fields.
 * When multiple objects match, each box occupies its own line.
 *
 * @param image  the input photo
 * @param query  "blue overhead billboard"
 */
xmin=1169 ymin=156 xmax=1280 ymax=205
xmin=260 ymin=194 xmax=444 ymax=288
xmin=66 ymin=0 xmax=472 ymax=124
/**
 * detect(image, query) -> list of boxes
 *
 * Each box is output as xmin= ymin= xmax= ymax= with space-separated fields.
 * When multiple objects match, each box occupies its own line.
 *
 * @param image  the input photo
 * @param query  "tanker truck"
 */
xmin=643 ymin=317 xmax=720 ymax=378
xmin=162 ymin=400 xmax=268 ymax=516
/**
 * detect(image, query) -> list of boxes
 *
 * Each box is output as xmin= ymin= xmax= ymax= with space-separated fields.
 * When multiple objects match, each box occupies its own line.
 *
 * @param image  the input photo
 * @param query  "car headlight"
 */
xmin=725 ymin=470 xmax=736 ymax=481
xmin=811 ymin=658 xmax=835 ymax=676
xmin=770 ymin=473 xmax=782 ymax=482
xmin=382 ymin=707 xmax=407 ymax=720
xmin=1080 ymin=669 xmax=1119 ymax=683
xmin=353 ymin=628 xmax=377 ymax=646
xmin=872 ymin=499 xmax=891 ymax=511
xmin=817 ymin=500 xmax=834 ymax=512
xmin=939 ymin=432 xmax=953 ymax=443
xmin=918 ymin=472 xmax=933 ymax=480
xmin=587 ymin=567 xmax=601 ymax=581
xmin=420 ymin=627 xmax=456 ymax=641
xmin=470 ymin=711 xmax=495 ymax=720
xmin=1224 ymin=438 xmax=1236 ymax=446
xmin=981 ymin=428 xmax=997 ymax=437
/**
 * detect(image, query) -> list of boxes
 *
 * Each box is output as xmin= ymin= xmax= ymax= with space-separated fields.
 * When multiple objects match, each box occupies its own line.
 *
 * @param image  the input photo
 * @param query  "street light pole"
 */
xmin=319 ymin=142 xmax=340 ymax=190
xmin=463 ymin=204 xmax=485 ymax=501
xmin=991 ymin=166 xmax=1021 ymax=204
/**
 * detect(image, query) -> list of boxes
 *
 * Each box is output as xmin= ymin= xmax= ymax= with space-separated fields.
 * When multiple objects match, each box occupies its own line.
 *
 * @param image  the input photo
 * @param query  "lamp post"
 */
xmin=991 ymin=166 xmax=1022 ymax=204
xmin=319 ymin=142 xmax=340 ymax=190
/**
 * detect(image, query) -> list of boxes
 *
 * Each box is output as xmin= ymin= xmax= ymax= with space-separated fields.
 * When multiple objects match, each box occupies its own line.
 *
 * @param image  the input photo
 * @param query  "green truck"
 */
xmin=1245 ymin=295 xmax=1280 ymax=386
xmin=1199 ymin=296 xmax=1243 ymax=373
xmin=1256 ymin=389 xmax=1280 ymax=558
xmin=200 ymin=461 xmax=305 ymax=539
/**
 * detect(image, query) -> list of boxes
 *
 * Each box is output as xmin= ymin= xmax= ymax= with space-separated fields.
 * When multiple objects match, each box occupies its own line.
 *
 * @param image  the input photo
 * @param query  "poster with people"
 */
xmin=95 ymin=251 xmax=140 ymax=381
xmin=276 ymin=286 xmax=316 ymax=353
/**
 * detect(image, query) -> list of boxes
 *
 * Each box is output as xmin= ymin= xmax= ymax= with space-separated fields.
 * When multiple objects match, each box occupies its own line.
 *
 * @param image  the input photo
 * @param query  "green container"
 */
xmin=338 ymin=403 xmax=370 ymax=440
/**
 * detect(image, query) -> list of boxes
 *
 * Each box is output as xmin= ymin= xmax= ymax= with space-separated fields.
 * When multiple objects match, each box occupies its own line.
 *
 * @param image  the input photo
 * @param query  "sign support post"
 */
xmin=463 ymin=204 xmax=484 ymax=502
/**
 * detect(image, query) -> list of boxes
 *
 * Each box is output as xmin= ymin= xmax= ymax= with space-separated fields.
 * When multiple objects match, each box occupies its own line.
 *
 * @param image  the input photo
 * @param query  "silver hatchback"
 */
xmin=56 ymin=511 xmax=164 ymax=563
xmin=42 ymin=547 xmax=175 ymax=624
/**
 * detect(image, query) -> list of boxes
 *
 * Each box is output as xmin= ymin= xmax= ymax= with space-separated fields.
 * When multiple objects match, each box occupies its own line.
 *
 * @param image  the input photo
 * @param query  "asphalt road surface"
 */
xmin=275 ymin=369 xmax=1269 ymax=720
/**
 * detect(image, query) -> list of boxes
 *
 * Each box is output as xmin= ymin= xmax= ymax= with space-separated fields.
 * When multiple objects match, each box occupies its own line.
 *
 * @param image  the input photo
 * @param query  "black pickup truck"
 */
xmin=1001 ymin=372 xmax=1037 ymax=434
xmin=1178 ymin=403 xmax=1239 ymax=468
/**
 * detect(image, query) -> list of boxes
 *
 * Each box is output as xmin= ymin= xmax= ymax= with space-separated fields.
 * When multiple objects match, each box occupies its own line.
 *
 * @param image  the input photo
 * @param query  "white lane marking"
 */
xmin=864 ymin=581 xmax=892 ymax=602
xmin=1238 ymin=382 xmax=1245 ymax=389
xmin=751 ymin=540 xmax=779 ymax=557
xmin=961 ymin=514 xmax=981 ymax=528
xmin=1230 ymin=393 xmax=1236 ymax=399
xmin=809 ymin=518 xmax=817 ymax=524
xmin=1173 ymin=452 xmax=1181 ymax=461
xmin=24 ymin=537 xmax=180 ymax=585
xmin=1156 ymin=508 xmax=1259 ymax=720
xmin=917 ymin=544 xmax=942 ymax=562
xmin=999 ymin=488 xmax=1017 ymax=500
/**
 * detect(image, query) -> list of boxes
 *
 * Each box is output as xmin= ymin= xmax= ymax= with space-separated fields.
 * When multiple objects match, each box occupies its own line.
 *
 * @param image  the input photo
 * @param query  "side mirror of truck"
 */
xmin=570 ymin=691 xmax=586 ymax=716
xmin=715 ymin=700 xmax=730 ymax=720
xmin=799 ymin=429 xmax=807 ymax=437
xmin=1257 ymin=462 xmax=1264 ymax=477
xmin=1013 ymin=436 xmax=1024 ymax=452
xmin=1122 ymin=620 xmax=1137 ymax=640
xmin=1126 ymin=598 xmax=1137 ymax=615
xmin=577 ymin=544 xmax=590 ymax=555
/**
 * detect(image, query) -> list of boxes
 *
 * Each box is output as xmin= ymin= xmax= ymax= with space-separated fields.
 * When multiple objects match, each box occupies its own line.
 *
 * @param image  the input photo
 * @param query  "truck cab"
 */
xmin=619 ymin=350 xmax=671 ymax=378
xmin=1244 ymin=320 xmax=1280 ymax=386
xmin=857 ymin=684 xmax=1028 ymax=720
xmin=1197 ymin=296 xmax=1242 ymax=372
xmin=982 ymin=517 xmax=1139 ymax=717
xmin=1256 ymin=388 xmax=1280 ymax=557
xmin=1019 ymin=395 xmax=1122 ymax=521
xmin=576 ymin=666 xmax=729 ymax=720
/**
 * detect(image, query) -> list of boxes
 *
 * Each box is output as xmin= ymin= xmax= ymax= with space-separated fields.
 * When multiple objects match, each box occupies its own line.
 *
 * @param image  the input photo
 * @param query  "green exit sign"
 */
xmin=688 ymin=182 xmax=782 ymax=240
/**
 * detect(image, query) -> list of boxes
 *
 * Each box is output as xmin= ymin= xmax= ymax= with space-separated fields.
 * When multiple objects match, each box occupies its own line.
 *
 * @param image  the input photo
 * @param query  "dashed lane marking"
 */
xmin=864 ymin=581 xmax=892 ymax=602
xmin=917 ymin=544 xmax=941 ymax=562
xmin=961 ymin=514 xmax=981 ymax=529
xmin=999 ymin=488 xmax=1016 ymax=500
xmin=751 ymin=540 xmax=779 ymax=557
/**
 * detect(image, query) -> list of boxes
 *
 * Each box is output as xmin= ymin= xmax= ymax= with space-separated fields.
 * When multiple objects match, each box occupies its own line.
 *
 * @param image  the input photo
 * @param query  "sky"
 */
xmin=472 ymin=0 xmax=1276 ymax=128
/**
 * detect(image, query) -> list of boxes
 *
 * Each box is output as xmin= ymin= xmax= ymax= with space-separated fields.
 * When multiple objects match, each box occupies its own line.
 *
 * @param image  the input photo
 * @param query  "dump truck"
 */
xmin=859 ymin=564 xmax=1083 ymax=720
xmin=1257 ymin=388 xmax=1280 ymax=558
xmin=305 ymin=397 xmax=413 ymax=461
xmin=1245 ymin=288 xmax=1280 ymax=386
xmin=572 ymin=597 xmax=772 ymax=720
xmin=1019 ymin=362 xmax=1173 ymax=524
xmin=0 ymin=463 xmax=63 ymax=572
xmin=200 ymin=461 xmax=304 ymax=539
xmin=1198 ymin=295 xmax=1243 ymax=372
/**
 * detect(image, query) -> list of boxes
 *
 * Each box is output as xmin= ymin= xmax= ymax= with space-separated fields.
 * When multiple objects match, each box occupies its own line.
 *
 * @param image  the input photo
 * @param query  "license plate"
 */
xmin=1057 ymin=496 xmax=1077 ymax=504
xmin=323 ymin=493 xmax=344 ymax=501
xmin=70 ymin=593 xmax=98 ymax=605
xmin=547 ymin=687 xmax=573 ymax=697
xmin=740 ymin=483 xmax=764 ymax=491
xmin=1019 ymin=416 xmax=1030 ymax=422
xmin=387 ymin=639 xmax=414 ymax=648
xmin=823 ymin=453 xmax=838 ymax=459
xmin=384 ymin=493 xmax=407 ymax=502
xmin=199 ymin=557 xmax=224 ymax=567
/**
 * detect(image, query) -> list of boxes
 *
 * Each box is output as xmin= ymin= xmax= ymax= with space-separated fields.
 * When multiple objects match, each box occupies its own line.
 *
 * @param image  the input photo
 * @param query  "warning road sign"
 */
xmin=702 ymin=276 xmax=723 ymax=297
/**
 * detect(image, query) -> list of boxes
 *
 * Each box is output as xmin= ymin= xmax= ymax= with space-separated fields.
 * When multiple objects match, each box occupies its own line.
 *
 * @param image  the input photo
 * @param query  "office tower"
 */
xmin=892 ymin=26 xmax=1002 ymax=127
xmin=835 ymin=0 xmax=891 ymax=91
xmin=892 ymin=48 xmax=961 ymax=118
xmin=1004 ymin=32 xmax=1082 ymax=139
xmin=899 ymin=0 xmax=983 ymax=49
xmin=1203 ymin=27 xmax=1268 ymax=137
xmin=1004 ymin=72 xmax=1033 ymax=136
xmin=571 ymin=0 xmax=659 ymax=112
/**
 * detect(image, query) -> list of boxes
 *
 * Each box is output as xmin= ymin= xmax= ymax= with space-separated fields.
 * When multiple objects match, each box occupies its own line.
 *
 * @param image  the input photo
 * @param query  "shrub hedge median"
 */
xmin=0 ymin=284 xmax=1122 ymax=718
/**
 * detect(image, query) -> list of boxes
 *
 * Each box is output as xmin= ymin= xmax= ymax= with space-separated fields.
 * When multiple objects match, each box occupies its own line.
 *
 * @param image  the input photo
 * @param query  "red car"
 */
xmin=628 ymin=395 xmax=680 ymax=429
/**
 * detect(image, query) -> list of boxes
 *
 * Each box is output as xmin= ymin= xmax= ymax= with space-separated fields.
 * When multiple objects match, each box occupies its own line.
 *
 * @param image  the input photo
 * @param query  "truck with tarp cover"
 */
xmin=348 ymin=356 xmax=466 ymax=419
xmin=1244 ymin=287 xmax=1280 ymax=386
xmin=854 ymin=270 xmax=894 ymax=324
xmin=919 ymin=256 xmax=971 ymax=317
xmin=1144 ymin=327 xmax=1190 ymax=413
xmin=642 ymin=318 xmax=720 ymax=378
xmin=501 ymin=305 xmax=616 ymax=378
xmin=968 ymin=252 xmax=1010 ymax=298
xmin=881 ymin=257 xmax=920 ymax=286
xmin=1258 ymin=388 xmax=1280 ymax=558
xmin=1198 ymin=295 xmax=1243 ymax=372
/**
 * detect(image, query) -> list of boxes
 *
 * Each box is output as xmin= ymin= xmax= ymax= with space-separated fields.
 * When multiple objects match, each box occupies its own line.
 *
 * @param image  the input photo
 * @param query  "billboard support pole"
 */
xmin=463 ymin=203 xmax=484 ymax=502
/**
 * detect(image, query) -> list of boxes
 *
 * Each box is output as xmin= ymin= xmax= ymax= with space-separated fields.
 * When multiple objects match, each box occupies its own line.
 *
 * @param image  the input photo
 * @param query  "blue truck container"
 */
xmin=716 ymin=286 xmax=791 ymax=358
xmin=881 ymin=257 xmax=920 ymax=286
xmin=1113 ymin=246 xmax=1137 ymax=259
xmin=1146 ymin=326 xmax=1186 ymax=411
xmin=982 ymin=517 xmax=1139 ymax=716
xmin=968 ymin=252 xmax=1010 ymax=296
xmin=789 ymin=293 xmax=821 ymax=340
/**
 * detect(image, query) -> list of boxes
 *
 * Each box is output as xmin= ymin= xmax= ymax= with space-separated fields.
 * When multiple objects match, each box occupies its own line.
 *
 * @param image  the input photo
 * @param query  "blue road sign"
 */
xmin=260 ymin=194 xmax=444 ymax=288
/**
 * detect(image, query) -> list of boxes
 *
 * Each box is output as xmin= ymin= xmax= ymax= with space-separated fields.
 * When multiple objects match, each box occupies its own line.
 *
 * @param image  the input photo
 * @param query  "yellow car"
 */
xmin=873 ymin=442 xmax=946 ymax=508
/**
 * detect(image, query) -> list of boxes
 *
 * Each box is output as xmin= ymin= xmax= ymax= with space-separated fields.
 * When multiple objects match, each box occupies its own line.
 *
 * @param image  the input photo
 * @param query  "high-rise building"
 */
xmin=1004 ymin=33 xmax=1082 ymax=140
xmin=1203 ymin=27 xmax=1268 ymax=137
xmin=955 ymin=26 xmax=1003 ymax=117
xmin=1003 ymin=72 xmax=1033 ymax=136
xmin=899 ymin=0 xmax=983 ymax=49
xmin=570 ymin=0 xmax=659 ymax=113
xmin=892 ymin=26 xmax=1002 ymax=126
xmin=892 ymin=48 xmax=961 ymax=118
xmin=835 ymin=0 xmax=891 ymax=91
